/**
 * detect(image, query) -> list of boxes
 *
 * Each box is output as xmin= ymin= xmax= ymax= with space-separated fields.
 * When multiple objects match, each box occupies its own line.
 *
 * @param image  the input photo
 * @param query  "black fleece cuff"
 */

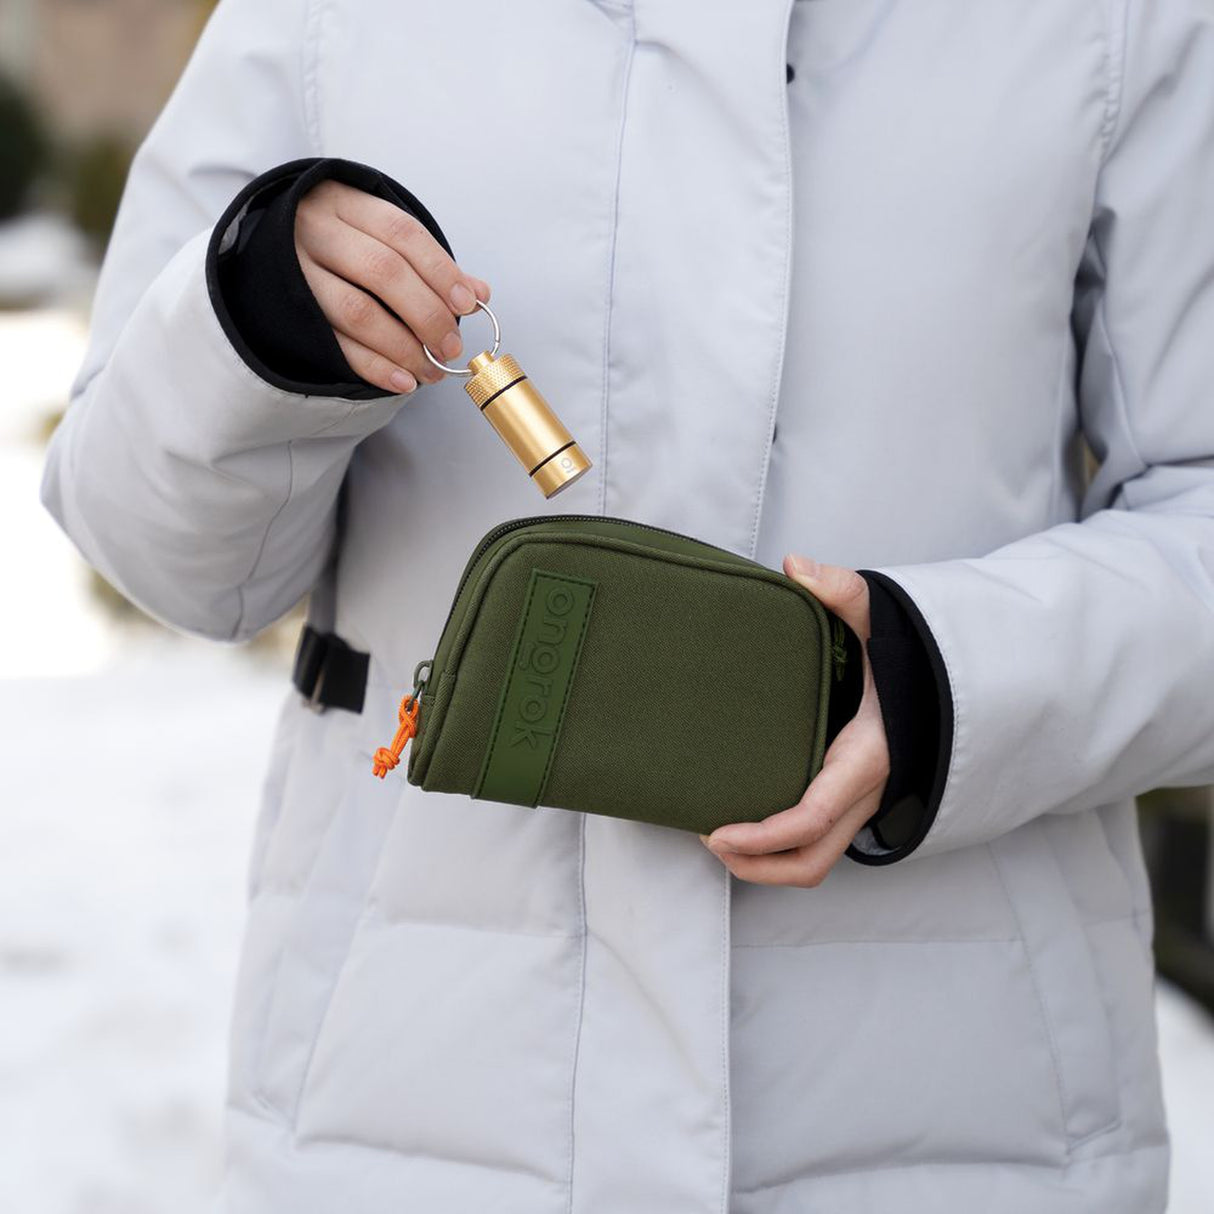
xmin=204 ymin=156 xmax=458 ymax=399
xmin=846 ymin=571 xmax=954 ymax=865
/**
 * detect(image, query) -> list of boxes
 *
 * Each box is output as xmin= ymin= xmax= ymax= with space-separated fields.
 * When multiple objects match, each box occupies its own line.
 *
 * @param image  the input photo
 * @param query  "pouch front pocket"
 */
xmin=415 ymin=534 xmax=832 ymax=834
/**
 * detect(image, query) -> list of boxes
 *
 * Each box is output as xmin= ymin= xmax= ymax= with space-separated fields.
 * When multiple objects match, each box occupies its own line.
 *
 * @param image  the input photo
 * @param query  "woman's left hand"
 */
xmin=700 ymin=555 xmax=890 ymax=888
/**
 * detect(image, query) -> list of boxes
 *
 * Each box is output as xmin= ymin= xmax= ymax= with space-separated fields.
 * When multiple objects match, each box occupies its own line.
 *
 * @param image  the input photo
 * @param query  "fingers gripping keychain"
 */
xmin=421 ymin=300 xmax=592 ymax=499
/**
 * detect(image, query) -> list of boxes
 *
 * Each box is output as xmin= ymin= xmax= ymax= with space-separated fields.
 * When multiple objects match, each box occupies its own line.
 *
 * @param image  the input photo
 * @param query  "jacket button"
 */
xmin=786 ymin=62 xmax=795 ymax=83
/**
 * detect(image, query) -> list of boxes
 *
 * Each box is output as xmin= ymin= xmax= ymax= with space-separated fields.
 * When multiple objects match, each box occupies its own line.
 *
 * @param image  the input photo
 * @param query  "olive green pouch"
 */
xmin=400 ymin=514 xmax=857 ymax=835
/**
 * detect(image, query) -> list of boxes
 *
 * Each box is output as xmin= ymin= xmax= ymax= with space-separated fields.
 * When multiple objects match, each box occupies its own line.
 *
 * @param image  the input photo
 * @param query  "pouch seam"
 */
xmin=416 ymin=531 xmax=833 ymax=794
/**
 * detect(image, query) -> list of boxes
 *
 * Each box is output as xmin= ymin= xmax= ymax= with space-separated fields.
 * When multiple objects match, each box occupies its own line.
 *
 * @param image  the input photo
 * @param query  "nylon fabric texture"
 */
xmin=408 ymin=525 xmax=835 ymax=834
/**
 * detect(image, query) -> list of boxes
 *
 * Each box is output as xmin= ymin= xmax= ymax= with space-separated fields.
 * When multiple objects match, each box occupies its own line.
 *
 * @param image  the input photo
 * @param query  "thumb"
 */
xmin=782 ymin=553 xmax=870 ymax=639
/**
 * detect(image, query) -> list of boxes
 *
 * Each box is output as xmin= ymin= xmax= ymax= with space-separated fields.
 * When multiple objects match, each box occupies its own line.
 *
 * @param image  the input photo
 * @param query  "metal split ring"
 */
xmin=422 ymin=298 xmax=501 ymax=377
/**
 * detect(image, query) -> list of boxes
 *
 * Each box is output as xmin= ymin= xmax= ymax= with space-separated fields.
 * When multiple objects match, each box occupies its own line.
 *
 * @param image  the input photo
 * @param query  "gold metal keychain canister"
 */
xmin=422 ymin=300 xmax=592 ymax=498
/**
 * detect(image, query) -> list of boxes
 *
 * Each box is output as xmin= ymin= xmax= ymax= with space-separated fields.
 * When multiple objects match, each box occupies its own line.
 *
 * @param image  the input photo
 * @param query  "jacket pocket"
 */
xmin=987 ymin=824 xmax=1122 ymax=1151
xmin=248 ymin=721 xmax=405 ymax=1123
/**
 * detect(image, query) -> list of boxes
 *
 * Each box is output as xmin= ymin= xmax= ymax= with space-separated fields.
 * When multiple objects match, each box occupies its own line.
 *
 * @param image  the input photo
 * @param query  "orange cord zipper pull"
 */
xmin=371 ymin=694 xmax=421 ymax=778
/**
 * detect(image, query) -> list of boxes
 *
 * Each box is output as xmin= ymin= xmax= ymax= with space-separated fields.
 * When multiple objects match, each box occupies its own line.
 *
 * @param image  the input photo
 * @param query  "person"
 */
xmin=40 ymin=0 xmax=1214 ymax=1210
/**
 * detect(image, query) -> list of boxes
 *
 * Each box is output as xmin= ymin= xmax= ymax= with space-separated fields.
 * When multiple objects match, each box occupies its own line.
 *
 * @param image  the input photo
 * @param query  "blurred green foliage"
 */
xmin=57 ymin=133 xmax=136 ymax=254
xmin=1139 ymin=788 xmax=1214 ymax=1014
xmin=0 ymin=70 xmax=136 ymax=255
xmin=0 ymin=72 xmax=50 ymax=220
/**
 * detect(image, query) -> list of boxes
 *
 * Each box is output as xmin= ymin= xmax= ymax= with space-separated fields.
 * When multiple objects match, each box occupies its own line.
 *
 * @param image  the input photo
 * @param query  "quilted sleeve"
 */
xmin=39 ymin=0 xmax=412 ymax=642
xmin=848 ymin=0 xmax=1214 ymax=864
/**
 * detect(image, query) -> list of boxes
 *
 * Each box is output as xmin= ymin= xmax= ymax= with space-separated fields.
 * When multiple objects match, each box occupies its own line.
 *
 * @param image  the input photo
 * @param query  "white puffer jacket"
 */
xmin=42 ymin=0 xmax=1214 ymax=1210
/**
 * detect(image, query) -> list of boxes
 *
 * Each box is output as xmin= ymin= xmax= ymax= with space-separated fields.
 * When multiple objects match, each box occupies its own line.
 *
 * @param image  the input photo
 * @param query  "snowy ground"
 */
xmin=2 ymin=307 xmax=1213 ymax=1212
xmin=0 ymin=637 xmax=284 ymax=1214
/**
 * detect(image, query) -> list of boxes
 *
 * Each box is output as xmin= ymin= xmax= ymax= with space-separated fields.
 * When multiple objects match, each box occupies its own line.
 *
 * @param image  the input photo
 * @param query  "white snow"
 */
xmin=0 ymin=638 xmax=285 ymax=1214
xmin=0 ymin=213 xmax=96 ymax=310
xmin=2 ymin=308 xmax=1213 ymax=1212
xmin=1157 ymin=982 xmax=1214 ymax=1213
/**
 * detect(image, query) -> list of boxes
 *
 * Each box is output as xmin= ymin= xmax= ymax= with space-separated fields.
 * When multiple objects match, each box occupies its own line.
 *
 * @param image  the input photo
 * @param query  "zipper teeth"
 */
xmin=434 ymin=513 xmax=751 ymax=645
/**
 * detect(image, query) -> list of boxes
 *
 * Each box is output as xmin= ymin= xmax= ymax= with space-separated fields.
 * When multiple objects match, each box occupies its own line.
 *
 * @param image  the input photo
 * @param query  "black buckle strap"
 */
xmin=291 ymin=624 xmax=369 ymax=714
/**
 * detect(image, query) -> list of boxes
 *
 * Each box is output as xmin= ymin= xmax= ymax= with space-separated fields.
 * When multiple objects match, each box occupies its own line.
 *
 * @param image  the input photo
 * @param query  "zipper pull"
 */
xmin=370 ymin=659 xmax=431 ymax=778
xmin=830 ymin=617 xmax=849 ymax=683
xmin=412 ymin=658 xmax=432 ymax=699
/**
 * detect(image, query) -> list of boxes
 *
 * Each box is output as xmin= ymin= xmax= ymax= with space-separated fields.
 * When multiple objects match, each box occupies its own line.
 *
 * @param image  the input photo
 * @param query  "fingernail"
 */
xmin=441 ymin=331 xmax=463 ymax=360
xmin=450 ymin=282 xmax=476 ymax=313
xmin=789 ymin=555 xmax=819 ymax=578
xmin=390 ymin=369 xmax=416 ymax=393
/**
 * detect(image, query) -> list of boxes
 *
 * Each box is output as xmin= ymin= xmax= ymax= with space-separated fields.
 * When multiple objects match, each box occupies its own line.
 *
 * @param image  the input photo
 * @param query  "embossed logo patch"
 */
xmin=475 ymin=568 xmax=596 ymax=807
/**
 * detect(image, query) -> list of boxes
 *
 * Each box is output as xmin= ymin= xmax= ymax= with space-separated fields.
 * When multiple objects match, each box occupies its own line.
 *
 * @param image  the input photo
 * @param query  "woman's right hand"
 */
xmin=294 ymin=179 xmax=492 ymax=395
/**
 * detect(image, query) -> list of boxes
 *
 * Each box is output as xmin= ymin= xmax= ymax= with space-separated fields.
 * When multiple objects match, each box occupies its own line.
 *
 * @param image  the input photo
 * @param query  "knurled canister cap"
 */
xmin=464 ymin=353 xmax=526 ymax=409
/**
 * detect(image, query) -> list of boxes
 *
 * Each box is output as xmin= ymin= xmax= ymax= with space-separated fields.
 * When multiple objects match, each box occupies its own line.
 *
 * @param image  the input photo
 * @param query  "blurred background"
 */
xmin=0 ymin=2 xmax=1212 ymax=1211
